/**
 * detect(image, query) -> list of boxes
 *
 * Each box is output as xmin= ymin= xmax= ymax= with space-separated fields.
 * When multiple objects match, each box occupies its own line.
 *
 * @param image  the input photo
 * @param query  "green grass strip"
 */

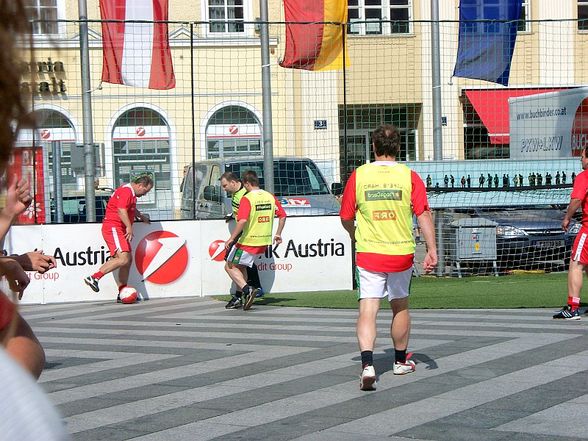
xmin=215 ymin=272 xmax=573 ymax=309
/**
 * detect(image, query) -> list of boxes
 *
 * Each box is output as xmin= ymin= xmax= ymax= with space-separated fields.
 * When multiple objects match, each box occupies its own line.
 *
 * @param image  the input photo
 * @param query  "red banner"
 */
xmin=7 ymin=147 xmax=46 ymax=224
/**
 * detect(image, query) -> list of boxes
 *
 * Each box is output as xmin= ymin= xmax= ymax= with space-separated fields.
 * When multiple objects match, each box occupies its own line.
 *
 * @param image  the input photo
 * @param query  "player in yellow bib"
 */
xmin=340 ymin=124 xmax=437 ymax=391
xmin=220 ymin=172 xmax=264 ymax=309
xmin=225 ymin=170 xmax=287 ymax=310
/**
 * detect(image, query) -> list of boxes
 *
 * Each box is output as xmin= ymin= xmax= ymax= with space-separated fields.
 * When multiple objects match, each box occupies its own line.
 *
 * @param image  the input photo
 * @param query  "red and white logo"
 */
xmin=208 ymin=239 xmax=226 ymax=262
xmin=572 ymin=97 xmax=588 ymax=157
xmin=228 ymin=125 xmax=239 ymax=136
xmin=136 ymin=126 xmax=146 ymax=137
xmin=135 ymin=231 xmax=189 ymax=284
xmin=40 ymin=129 xmax=51 ymax=140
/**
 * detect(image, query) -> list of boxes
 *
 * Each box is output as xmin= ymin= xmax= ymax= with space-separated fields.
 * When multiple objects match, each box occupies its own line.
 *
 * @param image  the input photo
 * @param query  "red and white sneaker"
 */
xmin=359 ymin=365 xmax=377 ymax=391
xmin=393 ymin=359 xmax=416 ymax=375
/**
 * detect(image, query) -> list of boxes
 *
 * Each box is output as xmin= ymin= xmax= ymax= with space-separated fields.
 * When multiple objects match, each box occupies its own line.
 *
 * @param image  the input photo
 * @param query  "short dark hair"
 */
xmin=220 ymin=171 xmax=240 ymax=182
xmin=371 ymin=124 xmax=401 ymax=158
xmin=133 ymin=174 xmax=154 ymax=187
xmin=242 ymin=170 xmax=260 ymax=186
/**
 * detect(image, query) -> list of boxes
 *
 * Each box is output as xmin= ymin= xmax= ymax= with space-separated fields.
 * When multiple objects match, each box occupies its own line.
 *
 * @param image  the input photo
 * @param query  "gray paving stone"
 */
xmin=15 ymin=299 xmax=588 ymax=441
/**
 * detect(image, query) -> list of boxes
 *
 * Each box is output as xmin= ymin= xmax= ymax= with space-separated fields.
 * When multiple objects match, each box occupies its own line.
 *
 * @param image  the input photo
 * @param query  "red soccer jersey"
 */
xmin=571 ymin=169 xmax=588 ymax=226
xmin=236 ymin=192 xmax=287 ymax=255
xmin=103 ymin=184 xmax=137 ymax=229
xmin=339 ymin=162 xmax=430 ymax=272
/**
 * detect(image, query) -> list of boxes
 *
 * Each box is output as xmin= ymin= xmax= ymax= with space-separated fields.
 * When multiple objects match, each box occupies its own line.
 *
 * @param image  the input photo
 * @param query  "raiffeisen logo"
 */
xmin=135 ymin=231 xmax=189 ymax=284
xmin=208 ymin=240 xmax=226 ymax=262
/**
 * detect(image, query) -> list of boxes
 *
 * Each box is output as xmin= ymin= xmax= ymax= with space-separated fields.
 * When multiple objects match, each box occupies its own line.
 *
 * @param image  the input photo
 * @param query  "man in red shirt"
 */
xmin=225 ymin=170 xmax=286 ymax=310
xmin=84 ymin=175 xmax=153 ymax=300
xmin=554 ymin=147 xmax=588 ymax=319
xmin=340 ymin=124 xmax=437 ymax=391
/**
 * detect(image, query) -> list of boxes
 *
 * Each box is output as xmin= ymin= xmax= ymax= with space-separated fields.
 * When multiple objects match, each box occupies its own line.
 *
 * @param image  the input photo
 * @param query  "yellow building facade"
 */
xmin=21 ymin=0 xmax=588 ymax=220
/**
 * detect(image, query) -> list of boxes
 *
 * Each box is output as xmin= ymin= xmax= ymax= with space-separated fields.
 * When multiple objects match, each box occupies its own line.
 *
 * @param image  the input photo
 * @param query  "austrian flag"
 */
xmin=100 ymin=0 xmax=175 ymax=90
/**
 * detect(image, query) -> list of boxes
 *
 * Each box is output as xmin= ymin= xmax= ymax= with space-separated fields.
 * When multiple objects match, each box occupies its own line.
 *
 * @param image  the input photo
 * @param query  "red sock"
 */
xmin=568 ymin=296 xmax=581 ymax=311
xmin=118 ymin=284 xmax=127 ymax=292
xmin=92 ymin=271 xmax=104 ymax=280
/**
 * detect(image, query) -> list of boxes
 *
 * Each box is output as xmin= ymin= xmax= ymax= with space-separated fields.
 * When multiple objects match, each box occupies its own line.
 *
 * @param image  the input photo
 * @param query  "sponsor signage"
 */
xmin=6 ymin=217 xmax=352 ymax=304
xmin=509 ymin=87 xmax=588 ymax=159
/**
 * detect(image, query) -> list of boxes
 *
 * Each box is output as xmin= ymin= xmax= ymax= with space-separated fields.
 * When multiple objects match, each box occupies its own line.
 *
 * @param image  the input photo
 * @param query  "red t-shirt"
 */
xmin=571 ymin=169 xmax=588 ymax=226
xmin=103 ymin=184 xmax=137 ymax=229
xmin=339 ymin=163 xmax=430 ymax=272
xmin=236 ymin=191 xmax=287 ymax=254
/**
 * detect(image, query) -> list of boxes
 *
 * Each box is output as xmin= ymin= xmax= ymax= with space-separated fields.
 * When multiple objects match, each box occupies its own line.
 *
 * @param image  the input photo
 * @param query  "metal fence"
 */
xmin=15 ymin=17 xmax=588 ymax=274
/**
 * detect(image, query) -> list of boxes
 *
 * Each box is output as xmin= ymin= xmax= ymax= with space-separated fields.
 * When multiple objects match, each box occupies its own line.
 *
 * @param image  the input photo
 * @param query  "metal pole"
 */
xmin=342 ymin=24 xmax=349 ymax=184
xmin=259 ymin=0 xmax=274 ymax=193
xmin=78 ymin=0 xmax=96 ymax=222
xmin=190 ymin=22 xmax=196 ymax=219
xmin=51 ymin=141 xmax=64 ymax=223
xmin=431 ymin=0 xmax=445 ymax=276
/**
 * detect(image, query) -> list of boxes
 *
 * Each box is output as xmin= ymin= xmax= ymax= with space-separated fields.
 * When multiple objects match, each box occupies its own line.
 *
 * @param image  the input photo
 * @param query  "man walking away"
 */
xmin=340 ymin=124 xmax=437 ymax=391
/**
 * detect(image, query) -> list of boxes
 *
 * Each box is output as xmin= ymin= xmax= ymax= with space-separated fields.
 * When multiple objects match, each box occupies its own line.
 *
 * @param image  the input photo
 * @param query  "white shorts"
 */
xmin=357 ymin=266 xmax=413 ymax=301
xmin=226 ymin=246 xmax=258 ymax=268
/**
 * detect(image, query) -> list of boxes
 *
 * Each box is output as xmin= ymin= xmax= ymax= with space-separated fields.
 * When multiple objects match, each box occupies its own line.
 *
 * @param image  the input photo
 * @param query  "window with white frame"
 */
xmin=348 ymin=0 xmax=410 ymax=36
xmin=25 ymin=0 xmax=59 ymax=35
xmin=208 ymin=0 xmax=245 ymax=34
xmin=517 ymin=0 xmax=530 ymax=32
xmin=580 ymin=0 xmax=588 ymax=30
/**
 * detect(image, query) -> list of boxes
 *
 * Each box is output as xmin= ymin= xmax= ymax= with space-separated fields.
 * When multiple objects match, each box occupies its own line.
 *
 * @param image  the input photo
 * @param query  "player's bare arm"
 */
xmin=226 ymin=219 xmax=247 ymax=248
xmin=0 ymin=257 xmax=29 ymax=299
xmin=274 ymin=217 xmax=286 ymax=245
xmin=417 ymin=210 xmax=437 ymax=273
xmin=118 ymin=208 xmax=133 ymax=241
xmin=340 ymin=219 xmax=355 ymax=242
xmin=563 ymin=198 xmax=582 ymax=231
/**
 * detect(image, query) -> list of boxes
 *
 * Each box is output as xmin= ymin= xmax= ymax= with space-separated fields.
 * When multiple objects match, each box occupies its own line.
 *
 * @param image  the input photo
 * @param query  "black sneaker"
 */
xmin=116 ymin=294 xmax=122 ymax=303
xmin=225 ymin=297 xmax=242 ymax=309
xmin=84 ymin=276 xmax=100 ymax=292
xmin=553 ymin=305 xmax=580 ymax=320
xmin=243 ymin=288 xmax=260 ymax=311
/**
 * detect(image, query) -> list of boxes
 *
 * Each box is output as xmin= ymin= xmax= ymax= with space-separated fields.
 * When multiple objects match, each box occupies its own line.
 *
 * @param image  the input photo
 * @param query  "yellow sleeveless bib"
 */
xmin=355 ymin=163 xmax=415 ymax=255
xmin=238 ymin=190 xmax=276 ymax=247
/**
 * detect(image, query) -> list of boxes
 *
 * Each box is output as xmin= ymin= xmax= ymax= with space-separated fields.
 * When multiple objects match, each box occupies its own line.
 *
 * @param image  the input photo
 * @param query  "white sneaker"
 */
xmin=359 ymin=365 xmax=377 ymax=391
xmin=393 ymin=360 xmax=416 ymax=375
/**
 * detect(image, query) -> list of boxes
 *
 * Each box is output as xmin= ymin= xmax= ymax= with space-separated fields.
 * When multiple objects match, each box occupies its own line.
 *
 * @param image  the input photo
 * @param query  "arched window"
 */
xmin=112 ymin=107 xmax=172 ymax=219
xmin=206 ymin=105 xmax=261 ymax=159
xmin=32 ymin=109 xmax=78 ymax=191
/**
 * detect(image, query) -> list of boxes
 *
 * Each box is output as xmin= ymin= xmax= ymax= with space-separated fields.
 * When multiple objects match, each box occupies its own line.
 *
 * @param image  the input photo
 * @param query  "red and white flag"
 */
xmin=100 ymin=0 xmax=175 ymax=90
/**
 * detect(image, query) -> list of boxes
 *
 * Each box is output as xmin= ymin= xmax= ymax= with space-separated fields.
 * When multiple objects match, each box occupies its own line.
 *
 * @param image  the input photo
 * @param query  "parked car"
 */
xmin=445 ymin=206 xmax=580 ymax=271
xmin=50 ymin=190 xmax=112 ymax=223
xmin=180 ymin=157 xmax=342 ymax=219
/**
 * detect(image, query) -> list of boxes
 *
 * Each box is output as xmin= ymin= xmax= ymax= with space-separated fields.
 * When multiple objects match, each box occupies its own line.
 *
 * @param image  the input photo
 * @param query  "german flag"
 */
xmin=280 ymin=0 xmax=348 ymax=71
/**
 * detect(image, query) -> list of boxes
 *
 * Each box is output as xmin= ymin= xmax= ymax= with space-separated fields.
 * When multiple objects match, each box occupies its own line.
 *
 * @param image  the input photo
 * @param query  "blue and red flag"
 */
xmin=453 ymin=0 xmax=523 ymax=86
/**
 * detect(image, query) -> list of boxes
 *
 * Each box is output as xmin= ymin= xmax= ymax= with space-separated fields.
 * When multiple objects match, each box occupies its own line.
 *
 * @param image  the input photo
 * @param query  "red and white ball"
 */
xmin=119 ymin=286 xmax=139 ymax=304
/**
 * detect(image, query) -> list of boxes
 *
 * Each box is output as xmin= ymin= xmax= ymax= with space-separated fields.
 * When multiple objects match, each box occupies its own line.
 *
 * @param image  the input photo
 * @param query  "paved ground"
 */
xmin=21 ymin=297 xmax=588 ymax=441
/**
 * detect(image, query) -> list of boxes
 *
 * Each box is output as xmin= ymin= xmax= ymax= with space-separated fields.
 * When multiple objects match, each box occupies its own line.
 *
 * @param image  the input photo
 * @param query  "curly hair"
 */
xmin=0 ymin=1 xmax=32 ymax=170
xmin=371 ymin=124 xmax=401 ymax=158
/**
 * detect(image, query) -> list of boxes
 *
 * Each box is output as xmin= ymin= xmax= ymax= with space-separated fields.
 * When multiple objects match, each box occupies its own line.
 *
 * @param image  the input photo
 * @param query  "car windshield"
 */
xmin=226 ymin=160 xmax=330 ymax=196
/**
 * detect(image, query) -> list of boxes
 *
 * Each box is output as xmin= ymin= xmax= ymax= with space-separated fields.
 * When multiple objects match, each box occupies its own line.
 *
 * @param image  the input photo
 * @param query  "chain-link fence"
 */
xmin=16 ymin=17 xmax=588 ymax=275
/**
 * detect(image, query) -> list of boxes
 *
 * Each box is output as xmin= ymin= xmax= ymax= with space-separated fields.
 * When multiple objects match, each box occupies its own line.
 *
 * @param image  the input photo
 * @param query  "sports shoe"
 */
xmin=84 ymin=276 xmax=100 ymax=293
xmin=243 ymin=288 xmax=259 ymax=310
xmin=359 ymin=365 xmax=377 ymax=391
xmin=225 ymin=296 xmax=242 ymax=309
xmin=393 ymin=360 xmax=416 ymax=375
xmin=553 ymin=305 xmax=580 ymax=320
xmin=255 ymin=287 xmax=265 ymax=298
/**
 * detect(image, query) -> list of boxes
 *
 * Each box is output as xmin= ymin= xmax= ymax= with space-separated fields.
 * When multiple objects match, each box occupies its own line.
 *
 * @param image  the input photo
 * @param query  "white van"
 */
xmin=180 ymin=157 xmax=342 ymax=219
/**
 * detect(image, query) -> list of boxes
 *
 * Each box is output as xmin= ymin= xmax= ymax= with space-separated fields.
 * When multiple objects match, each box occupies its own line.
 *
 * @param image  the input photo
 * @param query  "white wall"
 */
xmin=5 ymin=217 xmax=353 ymax=304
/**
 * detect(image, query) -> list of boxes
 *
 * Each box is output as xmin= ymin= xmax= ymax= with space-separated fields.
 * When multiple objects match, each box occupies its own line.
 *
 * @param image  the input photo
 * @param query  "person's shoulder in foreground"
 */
xmin=0 ymin=348 xmax=70 ymax=440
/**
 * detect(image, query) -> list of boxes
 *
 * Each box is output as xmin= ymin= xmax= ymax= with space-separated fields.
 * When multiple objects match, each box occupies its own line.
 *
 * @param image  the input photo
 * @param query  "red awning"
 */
xmin=465 ymin=88 xmax=564 ymax=144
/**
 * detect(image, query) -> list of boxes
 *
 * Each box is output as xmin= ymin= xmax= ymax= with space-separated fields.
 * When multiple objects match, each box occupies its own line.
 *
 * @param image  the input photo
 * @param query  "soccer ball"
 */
xmin=119 ymin=286 xmax=139 ymax=304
